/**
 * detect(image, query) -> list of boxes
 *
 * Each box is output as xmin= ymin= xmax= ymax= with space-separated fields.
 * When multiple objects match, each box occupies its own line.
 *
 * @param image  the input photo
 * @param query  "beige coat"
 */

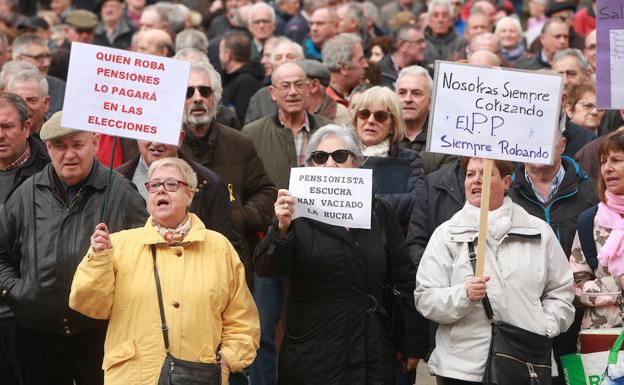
xmin=70 ymin=214 xmax=260 ymax=385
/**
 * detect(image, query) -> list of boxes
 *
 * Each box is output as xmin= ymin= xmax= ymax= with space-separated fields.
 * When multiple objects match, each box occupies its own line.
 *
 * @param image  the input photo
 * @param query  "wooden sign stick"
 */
xmin=475 ymin=158 xmax=493 ymax=277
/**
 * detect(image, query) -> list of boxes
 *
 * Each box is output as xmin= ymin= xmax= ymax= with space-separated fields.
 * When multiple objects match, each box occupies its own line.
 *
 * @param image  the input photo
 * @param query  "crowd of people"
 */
xmin=0 ymin=0 xmax=622 ymax=384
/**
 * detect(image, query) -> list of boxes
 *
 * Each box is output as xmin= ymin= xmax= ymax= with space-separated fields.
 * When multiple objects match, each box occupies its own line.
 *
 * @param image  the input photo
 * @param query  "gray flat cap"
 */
xmin=298 ymin=59 xmax=330 ymax=87
xmin=40 ymin=111 xmax=81 ymax=141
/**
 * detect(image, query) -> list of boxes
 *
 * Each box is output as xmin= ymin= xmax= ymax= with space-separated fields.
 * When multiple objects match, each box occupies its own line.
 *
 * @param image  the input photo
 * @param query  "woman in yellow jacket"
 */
xmin=69 ymin=157 xmax=260 ymax=385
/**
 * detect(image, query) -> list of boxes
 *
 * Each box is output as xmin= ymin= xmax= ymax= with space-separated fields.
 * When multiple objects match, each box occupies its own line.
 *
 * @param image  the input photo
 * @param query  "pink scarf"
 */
xmin=596 ymin=191 xmax=624 ymax=275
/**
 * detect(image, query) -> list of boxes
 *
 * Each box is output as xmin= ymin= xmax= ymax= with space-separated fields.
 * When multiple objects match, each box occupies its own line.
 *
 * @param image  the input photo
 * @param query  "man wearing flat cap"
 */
xmin=0 ymin=111 xmax=148 ymax=385
xmin=63 ymin=9 xmax=99 ymax=47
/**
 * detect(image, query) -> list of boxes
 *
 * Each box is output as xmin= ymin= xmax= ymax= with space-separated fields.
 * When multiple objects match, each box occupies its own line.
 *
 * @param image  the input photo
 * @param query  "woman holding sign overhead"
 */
xmin=415 ymin=157 xmax=575 ymax=385
xmin=254 ymin=124 xmax=427 ymax=385
xmin=350 ymin=86 xmax=424 ymax=228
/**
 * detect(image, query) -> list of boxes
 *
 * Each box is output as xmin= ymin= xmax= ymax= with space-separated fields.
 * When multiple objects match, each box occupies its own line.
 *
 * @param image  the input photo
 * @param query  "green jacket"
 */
xmin=242 ymin=113 xmax=331 ymax=189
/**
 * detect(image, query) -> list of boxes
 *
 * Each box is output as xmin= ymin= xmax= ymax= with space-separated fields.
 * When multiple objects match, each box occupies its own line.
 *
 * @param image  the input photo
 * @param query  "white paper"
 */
xmin=610 ymin=30 xmax=624 ymax=108
xmin=427 ymin=61 xmax=563 ymax=165
xmin=288 ymin=167 xmax=373 ymax=229
xmin=61 ymin=43 xmax=190 ymax=145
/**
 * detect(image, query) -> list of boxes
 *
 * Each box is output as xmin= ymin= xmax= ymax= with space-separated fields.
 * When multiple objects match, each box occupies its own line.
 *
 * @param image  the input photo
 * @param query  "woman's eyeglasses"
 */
xmin=186 ymin=86 xmax=213 ymax=99
xmin=145 ymin=179 xmax=189 ymax=193
xmin=310 ymin=150 xmax=353 ymax=164
xmin=356 ymin=109 xmax=390 ymax=123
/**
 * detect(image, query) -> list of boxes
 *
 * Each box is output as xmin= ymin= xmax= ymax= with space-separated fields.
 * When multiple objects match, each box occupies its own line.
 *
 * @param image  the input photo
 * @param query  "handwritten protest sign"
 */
xmin=288 ymin=167 xmax=373 ymax=229
xmin=596 ymin=0 xmax=624 ymax=108
xmin=427 ymin=61 xmax=562 ymax=165
xmin=61 ymin=43 xmax=190 ymax=145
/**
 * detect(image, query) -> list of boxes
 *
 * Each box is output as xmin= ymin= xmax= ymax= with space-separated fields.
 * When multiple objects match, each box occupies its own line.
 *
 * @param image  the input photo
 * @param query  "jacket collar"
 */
xmin=447 ymin=201 xmax=542 ymax=242
xmin=271 ymin=111 xmax=320 ymax=132
xmin=511 ymin=156 xmax=585 ymax=200
xmin=140 ymin=213 xmax=207 ymax=245
xmin=35 ymin=159 xmax=109 ymax=191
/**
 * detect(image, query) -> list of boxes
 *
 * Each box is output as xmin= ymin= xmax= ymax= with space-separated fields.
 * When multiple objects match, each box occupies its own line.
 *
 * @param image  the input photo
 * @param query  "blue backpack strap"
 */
xmin=578 ymin=205 xmax=599 ymax=270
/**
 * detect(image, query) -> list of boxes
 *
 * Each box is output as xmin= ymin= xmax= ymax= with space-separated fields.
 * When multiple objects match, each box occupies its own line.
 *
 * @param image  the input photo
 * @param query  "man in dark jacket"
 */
xmin=508 ymin=131 xmax=598 ymax=385
xmin=0 ymin=93 xmax=49 ymax=385
xmin=424 ymin=0 xmax=467 ymax=69
xmin=93 ymin=0 xmax=136 ymax=50
xmin=0 ymin=111 xmax=148 ymax=385
xmin=116 ymin=132 xmax=241 ymax=250
xmin=517 ymin=19 xmax=569 ymax=70
xmin=219 ymin=30 xmax=264 ymax=124
xmin=379 ymin=24 xmax=426 ymax=88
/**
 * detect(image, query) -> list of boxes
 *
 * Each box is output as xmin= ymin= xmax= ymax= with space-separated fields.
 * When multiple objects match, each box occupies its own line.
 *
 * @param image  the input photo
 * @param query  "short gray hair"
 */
xmin=396 ymin=65 xmax=433 ymax=96
xmin=12 ymin=33 xmax=48 ymax=59
xmin=148 ymin=157 xmax=198 ymax=190
xmin=175 ymin=29 xmax=209 ymax=53
xmin=339 ymin=3 xmax=366 ymax=33
xmin=250 ymin=2 xmax=276 ymax=22
xmin=322 ymin=33 xmax=361 ymax=72
xmin=174 ymin=48 xmax=210 ymax=63
xmin=553 ymin=48 xmax=590 ymax=72
xmin=428 ymin=0 xmax=455 ymax=18
xmin=7 ymin=69 xmax=49 ymax=96
xmin=305 ymin=124 xmax=364 ymax=167
xmin=494 ymin=16 xmax=523 ymax=35
xmin=361 ymin=2 xmax=379 ymax=26
xmin=156 ymin=2 xmax=186 ymax=34
xmin=0 ymin=60 xmax=38 ymax=88
xmin=190 ymin=61 xmax=223 ymax=105
xmin=271 ymin=37 xmax=304 ymax=63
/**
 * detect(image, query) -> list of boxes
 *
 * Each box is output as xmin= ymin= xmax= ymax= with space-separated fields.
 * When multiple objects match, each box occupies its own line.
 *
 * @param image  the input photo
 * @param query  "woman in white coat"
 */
xmin=415 ymin=157 xmax=575 ymax=385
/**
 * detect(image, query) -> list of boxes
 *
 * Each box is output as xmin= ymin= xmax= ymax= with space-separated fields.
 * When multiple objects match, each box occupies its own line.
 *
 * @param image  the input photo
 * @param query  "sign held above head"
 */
xmin=61 ymin=43 xmax=190 ymax=146
xmin=427 ymin=61 xmax=563 ymax=166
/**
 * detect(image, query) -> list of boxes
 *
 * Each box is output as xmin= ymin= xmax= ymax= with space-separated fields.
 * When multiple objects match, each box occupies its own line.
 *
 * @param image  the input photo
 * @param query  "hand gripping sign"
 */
xmin=288 ymin=167 xmax=373 ymax=229
xmin=427 ymin=61 xmax=563 ymax=275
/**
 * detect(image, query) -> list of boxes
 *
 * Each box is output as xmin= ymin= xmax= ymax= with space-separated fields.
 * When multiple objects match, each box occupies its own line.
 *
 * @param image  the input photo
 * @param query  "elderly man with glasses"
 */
xmin=12 ymin=33 xmax=66 ymax=116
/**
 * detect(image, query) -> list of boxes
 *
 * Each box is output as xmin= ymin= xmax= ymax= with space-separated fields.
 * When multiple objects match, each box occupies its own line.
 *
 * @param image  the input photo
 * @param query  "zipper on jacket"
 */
xmin=527 ymin=363 xmax=537 ymax=378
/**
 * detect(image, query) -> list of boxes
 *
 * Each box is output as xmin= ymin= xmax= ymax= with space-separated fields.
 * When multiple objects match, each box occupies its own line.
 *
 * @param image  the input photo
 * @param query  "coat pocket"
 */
xmin=103 ymin=339 xmax=136 ymax=371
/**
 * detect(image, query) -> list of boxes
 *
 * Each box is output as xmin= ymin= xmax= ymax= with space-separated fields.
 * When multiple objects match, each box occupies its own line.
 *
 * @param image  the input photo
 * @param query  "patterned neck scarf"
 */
xmin=153 ymin=215 xmax=192 ymax=245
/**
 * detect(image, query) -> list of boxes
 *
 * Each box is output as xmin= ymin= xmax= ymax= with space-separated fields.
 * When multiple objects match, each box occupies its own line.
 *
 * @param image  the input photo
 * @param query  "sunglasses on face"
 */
xmin=356 ymin=109 xmax=390 ymax=123
xmin=310 ymin=150 xmax=353 ymax=164
xmin=186 ymin=86 xmax=213 ymax=99
xmin=145 ymin=179 xmax=189 ymax=193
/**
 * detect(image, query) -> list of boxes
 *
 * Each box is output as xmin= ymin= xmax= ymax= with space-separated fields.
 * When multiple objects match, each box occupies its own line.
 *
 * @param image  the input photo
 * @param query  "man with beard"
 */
xmin=242 ymin=62 xmax=330 ymax=385
xmin=180 ymin=61 xmax=276 ymax=292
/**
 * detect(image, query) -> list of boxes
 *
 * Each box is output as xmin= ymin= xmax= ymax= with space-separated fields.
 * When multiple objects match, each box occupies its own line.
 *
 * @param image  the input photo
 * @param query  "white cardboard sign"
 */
xmin=288 ymin=167 xmax=373 ymax=229
xmin=427 ymin=61 xmax=563 ymax=165
xmin=61 ymin=43 xmax=190 ymax=145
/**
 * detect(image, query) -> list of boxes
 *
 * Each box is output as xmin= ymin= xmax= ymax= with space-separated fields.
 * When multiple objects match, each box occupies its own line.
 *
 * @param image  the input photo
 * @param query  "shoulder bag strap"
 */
xmin=467 ymin=240 xmax=495 ymax=322
xmin=151 ymin=244 xmax=170 ymax=352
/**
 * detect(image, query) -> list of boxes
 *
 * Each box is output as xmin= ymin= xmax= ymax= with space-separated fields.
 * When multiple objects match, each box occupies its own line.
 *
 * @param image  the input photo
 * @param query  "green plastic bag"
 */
xmin=561 ymin=353 xmax=587 ymax=385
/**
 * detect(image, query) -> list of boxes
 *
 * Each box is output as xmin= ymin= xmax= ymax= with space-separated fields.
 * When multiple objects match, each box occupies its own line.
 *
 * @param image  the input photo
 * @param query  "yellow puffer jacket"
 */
xmin=69 ymin=214 xmax=260 ymax=385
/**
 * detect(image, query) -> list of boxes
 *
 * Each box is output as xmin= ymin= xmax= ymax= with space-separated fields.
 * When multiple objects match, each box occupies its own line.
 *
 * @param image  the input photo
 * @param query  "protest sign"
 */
xmin=427 ymin=61 xmax=563 ymax=165
xmin=61 ymin=43 xmax=190 ymax=145
xmin=596 ymin=0 xmax=624 ymax=109
xmin=288 ymin=167 xmax=373 ymax=229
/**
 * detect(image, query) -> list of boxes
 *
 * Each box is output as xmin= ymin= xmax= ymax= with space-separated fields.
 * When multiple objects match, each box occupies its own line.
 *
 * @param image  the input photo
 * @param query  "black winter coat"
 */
xmin=0 ymin=137 xmax=50 ymax=320
xmin=371 ymin=144 xmax=425 ymax=228
xmin=406 ymin=160 xmax=465 ymax=268
xmin=254 ymin=200 xmax=427 ymax=385
xmin=0 ymin=162 xmax=148 ymax=334
xmin=222 ymin=61 xmax=264 ymax=125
